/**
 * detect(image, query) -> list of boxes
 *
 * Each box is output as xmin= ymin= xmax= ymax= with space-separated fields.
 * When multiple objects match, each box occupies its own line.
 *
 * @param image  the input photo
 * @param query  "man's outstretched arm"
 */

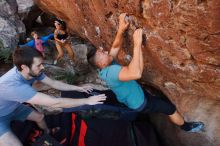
xmin=41 ymin=76 xmax=93 ymax=93
xmin=110 ymin=13 xmax=129 ymax=59
xmin=118 ymin=28 xmax=144 ymax=81
xmin=27 ymin=92 xmax=106 ymax=108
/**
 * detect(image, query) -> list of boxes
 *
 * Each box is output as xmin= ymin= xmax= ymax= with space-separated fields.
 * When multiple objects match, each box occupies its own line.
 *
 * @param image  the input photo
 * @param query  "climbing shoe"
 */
xmin=181 ymin=121 xmax=205 ymax=132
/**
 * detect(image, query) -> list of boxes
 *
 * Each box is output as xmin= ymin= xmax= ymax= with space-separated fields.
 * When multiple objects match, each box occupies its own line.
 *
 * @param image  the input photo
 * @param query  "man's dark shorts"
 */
xmin=0 ymin=104 xmax=33 ymax=137
xmin=137 ymin=90 xmax=176 ymax=115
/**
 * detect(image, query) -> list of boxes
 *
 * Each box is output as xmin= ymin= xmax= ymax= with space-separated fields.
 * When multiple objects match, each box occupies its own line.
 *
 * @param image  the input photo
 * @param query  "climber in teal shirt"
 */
xmin=99 ymin=60 xmax=145 ymax=109
xmin=88 ymin=13 xmax=204 ymax=132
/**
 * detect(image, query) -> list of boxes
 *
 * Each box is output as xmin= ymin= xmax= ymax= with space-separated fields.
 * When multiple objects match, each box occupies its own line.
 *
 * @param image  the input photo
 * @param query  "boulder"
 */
xmin=35 ymin=0 xmax=220 ymax=146
xmin=16 ymin=0 xmax=35 ymax=20
xmin=0 ymin=0 xmax=26 ymax=51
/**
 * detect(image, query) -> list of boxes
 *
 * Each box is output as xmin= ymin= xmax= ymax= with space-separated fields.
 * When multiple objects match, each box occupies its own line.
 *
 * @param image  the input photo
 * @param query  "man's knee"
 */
xmin=145 ymin=96 xmax=176 ymax=115
xmin=35 ymin=113 xmax=45 ymax=123
xmin=0 ymin=131 xmax=23 ymax=146
xmin=28 ymin=111 xmax=45 ymax=123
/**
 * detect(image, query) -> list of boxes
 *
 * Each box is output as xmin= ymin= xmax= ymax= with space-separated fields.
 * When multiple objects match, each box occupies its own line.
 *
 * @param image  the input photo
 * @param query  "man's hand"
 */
xmin=86 ymin=94 xmax=107 ymax=105
xmin=118 ymin=13 xmax=129 ymax=32
xmin=77 ymin=85 xmax=93 ymax=94
xmin=133 ymin=28 xmax=143 ymax=48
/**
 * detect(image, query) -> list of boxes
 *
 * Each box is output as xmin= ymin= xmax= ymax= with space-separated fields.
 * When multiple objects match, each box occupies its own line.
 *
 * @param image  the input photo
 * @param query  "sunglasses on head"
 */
xmin=55 ymin=21 xmax=61 ymax=25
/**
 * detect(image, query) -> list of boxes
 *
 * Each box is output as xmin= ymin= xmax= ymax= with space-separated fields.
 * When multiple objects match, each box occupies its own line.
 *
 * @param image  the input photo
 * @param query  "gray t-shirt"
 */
xmin=0 ymin=67 xmax=45 ymax=117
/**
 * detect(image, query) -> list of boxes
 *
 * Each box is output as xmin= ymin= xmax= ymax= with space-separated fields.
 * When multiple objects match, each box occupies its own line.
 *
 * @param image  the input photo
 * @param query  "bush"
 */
xmin=0 ymin=40 xmax=12 ymax=63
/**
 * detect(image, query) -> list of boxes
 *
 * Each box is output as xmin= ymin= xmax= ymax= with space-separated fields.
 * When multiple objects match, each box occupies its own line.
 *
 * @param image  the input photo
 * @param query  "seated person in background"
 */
xmin=54 ymin=19 xmax=75 ymax=65
xmin=31 ymin=31 xmax=45 ymax=57
xmin=87 ymin=13 xmax=204 ymax=133
xmin=0 ymin=46 xmax=106 ymax=146
xmin=20 ymin=32 xmax=54 ymax=58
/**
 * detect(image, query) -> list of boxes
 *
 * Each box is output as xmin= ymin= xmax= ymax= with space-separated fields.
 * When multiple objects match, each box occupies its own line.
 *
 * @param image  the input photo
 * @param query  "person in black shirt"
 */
xmin=54 ymin=19 xmax=75 ymax=65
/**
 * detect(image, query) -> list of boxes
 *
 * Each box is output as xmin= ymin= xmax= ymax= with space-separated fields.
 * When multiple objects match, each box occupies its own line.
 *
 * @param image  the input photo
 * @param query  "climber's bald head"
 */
xmin=87 ymin=48 xmax=113 ymax=69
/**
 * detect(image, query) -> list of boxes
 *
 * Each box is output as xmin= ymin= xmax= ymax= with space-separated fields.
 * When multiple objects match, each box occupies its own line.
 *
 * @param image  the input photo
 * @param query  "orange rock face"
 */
xmin=35 ymin=0 xmax=220 ymax=145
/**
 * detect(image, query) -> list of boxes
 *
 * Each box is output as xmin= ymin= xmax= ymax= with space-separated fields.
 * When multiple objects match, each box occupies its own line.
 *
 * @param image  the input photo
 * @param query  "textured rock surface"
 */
xmin=16 ymin=0 xmax=35 ymax=20
xmin=0 ymin=0 xmax=44 ymax=52
xmin=0 ymin=0 xmax=26 ymax=50
xmin=35 ymin=0 xmax=220 ymax=146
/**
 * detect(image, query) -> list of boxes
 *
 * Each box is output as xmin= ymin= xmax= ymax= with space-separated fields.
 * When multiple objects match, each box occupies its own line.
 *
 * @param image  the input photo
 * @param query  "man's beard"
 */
xmin=28 ymin=70 xmax=42 ymax=77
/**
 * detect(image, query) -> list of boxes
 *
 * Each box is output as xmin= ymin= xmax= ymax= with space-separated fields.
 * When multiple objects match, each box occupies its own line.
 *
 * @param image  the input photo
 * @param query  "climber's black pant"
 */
xmin=140 ymin=90 xmax=176 ymax=115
